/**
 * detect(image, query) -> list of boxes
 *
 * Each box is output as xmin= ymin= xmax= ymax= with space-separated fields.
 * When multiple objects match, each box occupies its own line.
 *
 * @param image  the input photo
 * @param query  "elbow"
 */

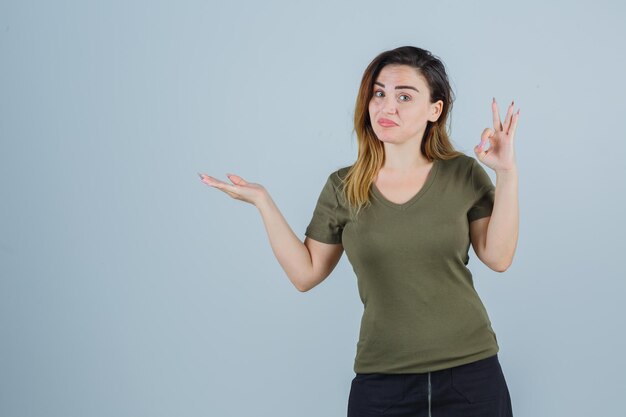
xmin=490 ymin=258 xmax=513 ymax=273
xmin=481 ymin=245 xmax=516 ymax=273
xmin=295 ymin=280 xmax=311 ymax=293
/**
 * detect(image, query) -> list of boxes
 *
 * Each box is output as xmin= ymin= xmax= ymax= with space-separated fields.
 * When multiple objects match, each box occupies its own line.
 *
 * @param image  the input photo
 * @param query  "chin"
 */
xmin=376 ymin=133 xmax=399 ymax=142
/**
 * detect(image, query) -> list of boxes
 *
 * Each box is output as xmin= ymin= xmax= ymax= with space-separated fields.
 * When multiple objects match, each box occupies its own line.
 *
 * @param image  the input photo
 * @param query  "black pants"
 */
xmin=347 ymin=354 xmax=513 ymax=417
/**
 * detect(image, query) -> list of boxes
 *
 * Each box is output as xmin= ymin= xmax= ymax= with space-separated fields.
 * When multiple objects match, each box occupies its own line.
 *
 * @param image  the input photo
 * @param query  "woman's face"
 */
xmin=368 ymin=64 xmax=443 ymax=146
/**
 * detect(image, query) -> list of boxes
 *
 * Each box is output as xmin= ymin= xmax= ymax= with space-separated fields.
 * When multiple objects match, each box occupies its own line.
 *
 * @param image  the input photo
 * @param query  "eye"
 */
xmin=372 ymin=90 xmax=411 ymax=102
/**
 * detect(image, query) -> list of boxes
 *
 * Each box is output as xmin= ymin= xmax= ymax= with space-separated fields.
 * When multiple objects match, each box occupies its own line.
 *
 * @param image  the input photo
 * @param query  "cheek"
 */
xmin=402 ymin=108 xmax=424 ymax=123
xmin=368 ymin=107 xmax=376 ymax=124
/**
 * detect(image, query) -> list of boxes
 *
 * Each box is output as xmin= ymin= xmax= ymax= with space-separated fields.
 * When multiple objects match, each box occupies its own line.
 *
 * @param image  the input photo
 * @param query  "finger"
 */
xmin=198 ymin=173 xmax=215 ymax=185
xmin=502 ymin=100 xmax=515 ymax=133
xmin=224 ymin=190 xmax=240 ymax=199
xmin=508 ymin=109 xmax=520 ymax=138
xmin=217 ymin=183 xmax=240 ymax=195
xmin=481 ymin=127 xmax=494 ymax=143
xmin=492 ymin=97 xmax=503 ymax=131
xmin=200 ymin=175 xmax=239 ymax=194
xmin=474 ymin=141 xmax=488 ymax=161
xmin=199 ymin=174 xmax=219 ymax=185
xmin=226 ymin=173 xmax=248 ymax=186
xmin=475 ymin=128 xmax=493 ymax=160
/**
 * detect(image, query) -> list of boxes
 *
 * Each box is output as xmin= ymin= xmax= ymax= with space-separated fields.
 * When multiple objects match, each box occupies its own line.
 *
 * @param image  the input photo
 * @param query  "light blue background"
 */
xmin=2 ymin=1 xmax=625 ymax=416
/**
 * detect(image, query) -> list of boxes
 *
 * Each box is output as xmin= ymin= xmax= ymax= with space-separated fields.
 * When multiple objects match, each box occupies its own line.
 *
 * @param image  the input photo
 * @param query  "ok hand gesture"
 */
xmin=474 ymin=98 xmax=520 ymax=173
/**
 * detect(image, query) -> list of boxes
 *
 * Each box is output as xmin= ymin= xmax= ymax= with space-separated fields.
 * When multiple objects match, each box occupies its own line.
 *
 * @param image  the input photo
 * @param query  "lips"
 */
xmin=378 ymin=118 xmax=398 ymax=127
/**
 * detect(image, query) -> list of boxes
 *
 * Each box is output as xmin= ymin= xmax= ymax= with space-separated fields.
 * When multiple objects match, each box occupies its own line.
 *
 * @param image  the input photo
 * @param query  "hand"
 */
xmin=198 ymin=173 xmax=268 ymax=207
xmin=474 ymin=98 xmax=520 ymax=173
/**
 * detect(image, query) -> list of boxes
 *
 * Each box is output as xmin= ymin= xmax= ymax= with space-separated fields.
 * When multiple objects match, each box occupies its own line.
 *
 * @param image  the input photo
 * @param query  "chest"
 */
xmin=341 ymin=197 xmax=473 ymax=276
xmin=373 ymin=168 xmax=432 ymax=205
xmin=341 ymin=167 xmax=478 ymax=269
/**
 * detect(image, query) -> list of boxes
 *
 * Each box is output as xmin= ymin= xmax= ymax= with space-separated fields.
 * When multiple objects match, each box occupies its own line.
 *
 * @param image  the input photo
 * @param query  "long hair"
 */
xmin=340 ymin=46 xmax=463 ymax=219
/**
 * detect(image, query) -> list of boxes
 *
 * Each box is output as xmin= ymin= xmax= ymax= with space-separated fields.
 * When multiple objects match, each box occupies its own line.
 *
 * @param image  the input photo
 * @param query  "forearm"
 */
xmin=485 ymin=168 xmax=519 ymax=271
xmin=256 ymin=193 xmax=313 ymax=291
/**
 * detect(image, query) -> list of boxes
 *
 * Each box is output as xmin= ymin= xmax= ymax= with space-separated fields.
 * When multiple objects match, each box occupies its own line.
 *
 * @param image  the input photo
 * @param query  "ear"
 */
xmin=428 ymin=100 xmax=444 ymax=122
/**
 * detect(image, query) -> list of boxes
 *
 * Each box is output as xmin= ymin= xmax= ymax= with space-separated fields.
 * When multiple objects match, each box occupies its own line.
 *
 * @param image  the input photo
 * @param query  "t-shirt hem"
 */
xmin=353 ymin=345 xmax=500 ymax=374
xmin=304 ymin=229 xmax=342 ymax=244
xmin=468 ymin=209 xmax=493 ymax=222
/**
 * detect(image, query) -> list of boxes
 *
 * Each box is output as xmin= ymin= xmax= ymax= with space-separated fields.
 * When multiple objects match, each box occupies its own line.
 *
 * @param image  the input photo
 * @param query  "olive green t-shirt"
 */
xmin=304 ymin=154 xmax=499 ymax=374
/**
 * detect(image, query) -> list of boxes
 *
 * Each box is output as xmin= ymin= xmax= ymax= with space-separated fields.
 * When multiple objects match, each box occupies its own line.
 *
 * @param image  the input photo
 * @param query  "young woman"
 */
xmin=199 ymin=46 xmax=520 ymax=417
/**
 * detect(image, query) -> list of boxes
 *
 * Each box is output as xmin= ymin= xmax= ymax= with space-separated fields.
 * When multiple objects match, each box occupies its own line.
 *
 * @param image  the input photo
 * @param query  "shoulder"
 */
xmin=439 ymin=152 xmax=475 ymax=166
xmin=437 ymin=153 xmax=477 ymax=176
xmin=327 ymin=165 xmax=353 ymax=186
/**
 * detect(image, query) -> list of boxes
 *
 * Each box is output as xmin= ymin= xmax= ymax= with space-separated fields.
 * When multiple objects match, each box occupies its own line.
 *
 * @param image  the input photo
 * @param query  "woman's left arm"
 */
xmin=470 ymin=98 xmax=520 ymax=272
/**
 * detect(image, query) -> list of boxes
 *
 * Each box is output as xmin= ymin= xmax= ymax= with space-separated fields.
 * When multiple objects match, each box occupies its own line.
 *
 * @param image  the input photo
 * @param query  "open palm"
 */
xmin=198 ymin=173 xmax=267 ymax=206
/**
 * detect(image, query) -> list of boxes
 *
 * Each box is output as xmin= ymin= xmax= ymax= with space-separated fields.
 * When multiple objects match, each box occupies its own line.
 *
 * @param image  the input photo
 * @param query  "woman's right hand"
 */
xmin=198 ymin=173 xmax=268 ymax=207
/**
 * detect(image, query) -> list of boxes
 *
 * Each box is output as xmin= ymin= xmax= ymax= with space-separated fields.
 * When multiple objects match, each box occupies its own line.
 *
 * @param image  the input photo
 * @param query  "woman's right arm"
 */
xmin=256 ymin=193 xmax=344 ymax=292
xmin=199 ymin=173 xmax=343 ymax=292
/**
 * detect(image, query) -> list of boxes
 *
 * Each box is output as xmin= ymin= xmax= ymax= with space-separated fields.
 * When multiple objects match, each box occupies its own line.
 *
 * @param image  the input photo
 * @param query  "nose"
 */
xmin=382 ymin=96 xmax=397 ymax=114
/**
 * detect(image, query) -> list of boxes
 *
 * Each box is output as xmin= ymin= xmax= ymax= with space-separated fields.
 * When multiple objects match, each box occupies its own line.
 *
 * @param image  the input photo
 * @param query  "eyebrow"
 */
xmin=374 ymin=81 xmax=419 ymax=93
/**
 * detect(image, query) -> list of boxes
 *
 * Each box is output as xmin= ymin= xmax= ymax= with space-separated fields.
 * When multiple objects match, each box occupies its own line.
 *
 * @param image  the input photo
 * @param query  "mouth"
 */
xmin=378 ymin=118 xmax=398 ymax=127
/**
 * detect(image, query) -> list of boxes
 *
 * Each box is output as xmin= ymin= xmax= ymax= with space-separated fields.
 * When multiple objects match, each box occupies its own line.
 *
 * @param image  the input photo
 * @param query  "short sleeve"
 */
xmin=467 ymin=158 xmax=495 ymax=222
xmin=305 ymin=174 xmax=344 ymax=244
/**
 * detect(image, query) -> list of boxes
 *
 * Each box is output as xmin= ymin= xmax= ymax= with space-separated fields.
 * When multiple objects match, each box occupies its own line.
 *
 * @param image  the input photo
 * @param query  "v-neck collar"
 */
xmin=371 ymin=159 xmax=439 ymax=211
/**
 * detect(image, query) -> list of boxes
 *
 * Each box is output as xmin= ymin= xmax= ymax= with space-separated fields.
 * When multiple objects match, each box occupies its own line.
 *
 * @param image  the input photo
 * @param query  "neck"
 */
xmin=381 ymin=140 xmax=430 ymax=173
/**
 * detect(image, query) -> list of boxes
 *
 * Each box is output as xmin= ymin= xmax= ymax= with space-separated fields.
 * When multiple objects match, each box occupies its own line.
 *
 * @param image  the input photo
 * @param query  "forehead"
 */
xmin=375 ymin=64 xmax=427 ymax=88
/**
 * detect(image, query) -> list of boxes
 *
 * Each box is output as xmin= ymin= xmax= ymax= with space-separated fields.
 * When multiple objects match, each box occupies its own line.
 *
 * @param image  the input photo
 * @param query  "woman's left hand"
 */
xmin=474 ymin=98 xmax=520 ymax=173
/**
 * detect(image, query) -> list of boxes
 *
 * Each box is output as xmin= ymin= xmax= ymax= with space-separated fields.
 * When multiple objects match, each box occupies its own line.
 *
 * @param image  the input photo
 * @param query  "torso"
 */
xmin=373 ymin=161 xmax=435 ymax=205
xmin=307 ymin=155 xmax=499 ymax=372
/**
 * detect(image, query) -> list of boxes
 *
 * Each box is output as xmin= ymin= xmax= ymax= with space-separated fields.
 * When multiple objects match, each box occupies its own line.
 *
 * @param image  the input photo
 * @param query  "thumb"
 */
xmin=474 ymin=143 xmax=488 ymax=162
xmin=226 ymin=173 xmax=248 ymax=185
xmin=475 ymin=129 xmax=493 ymax=161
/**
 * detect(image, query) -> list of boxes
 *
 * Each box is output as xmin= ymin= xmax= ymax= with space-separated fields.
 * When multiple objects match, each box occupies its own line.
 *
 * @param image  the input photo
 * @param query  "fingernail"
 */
xmin=511 ymin=100 xmax=514 ymax=106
